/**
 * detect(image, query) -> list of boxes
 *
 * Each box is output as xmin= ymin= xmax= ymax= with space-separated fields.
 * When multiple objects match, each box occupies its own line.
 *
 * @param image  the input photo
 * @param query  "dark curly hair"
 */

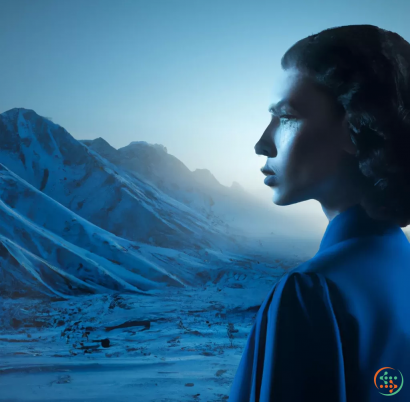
xmin=281 ymin=24 xmax=410 ymax=227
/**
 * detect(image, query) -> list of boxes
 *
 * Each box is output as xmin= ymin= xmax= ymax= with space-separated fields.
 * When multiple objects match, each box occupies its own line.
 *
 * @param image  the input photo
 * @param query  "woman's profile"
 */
xmin=229 ymin=24 xmax=410 ymax=401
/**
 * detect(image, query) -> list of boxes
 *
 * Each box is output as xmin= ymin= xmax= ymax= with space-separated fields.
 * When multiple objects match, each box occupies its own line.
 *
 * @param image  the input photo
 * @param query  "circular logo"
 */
xmin=374 ymin=367 xmax=404 ymax=396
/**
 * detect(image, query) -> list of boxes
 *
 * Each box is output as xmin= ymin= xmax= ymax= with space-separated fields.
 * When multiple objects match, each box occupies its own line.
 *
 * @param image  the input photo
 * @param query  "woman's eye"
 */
xmin=269 ymin=113 xmax=298 ymax=123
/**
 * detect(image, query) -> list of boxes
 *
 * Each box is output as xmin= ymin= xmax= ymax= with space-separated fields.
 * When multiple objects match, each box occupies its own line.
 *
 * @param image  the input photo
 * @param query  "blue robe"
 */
xmin=229 ymin=204 xmax=410 ymax=401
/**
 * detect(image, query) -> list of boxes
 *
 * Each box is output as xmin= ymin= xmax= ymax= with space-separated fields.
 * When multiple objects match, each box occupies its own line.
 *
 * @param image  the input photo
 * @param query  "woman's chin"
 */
xmin=271 ymin=192 xmax=287 ymax=206
xmin=271 ymin=190 xmax=300 ymax=206
xmin=266 ymin=182 xmax=300 ymax=206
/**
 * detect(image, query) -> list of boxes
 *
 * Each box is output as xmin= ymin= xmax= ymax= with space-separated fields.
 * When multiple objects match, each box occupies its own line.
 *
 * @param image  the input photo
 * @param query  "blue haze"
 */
xmin=0 ymin=0 xmax=409 ymax=230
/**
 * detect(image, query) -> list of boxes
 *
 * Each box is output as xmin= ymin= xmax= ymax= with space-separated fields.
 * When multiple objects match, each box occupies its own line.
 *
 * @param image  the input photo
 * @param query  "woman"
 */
xmin=229 ymin=25 xmax=410 ymax=402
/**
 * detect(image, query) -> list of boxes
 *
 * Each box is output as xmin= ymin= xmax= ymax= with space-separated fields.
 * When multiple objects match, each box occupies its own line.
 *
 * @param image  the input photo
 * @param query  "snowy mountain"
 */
xmin=0 ymin=108 xmax=312 ymax=298
xmin=80 ymin=137 xmax=302 ymax=238
xmin=0 ymin=109 xmax=237 ymax=248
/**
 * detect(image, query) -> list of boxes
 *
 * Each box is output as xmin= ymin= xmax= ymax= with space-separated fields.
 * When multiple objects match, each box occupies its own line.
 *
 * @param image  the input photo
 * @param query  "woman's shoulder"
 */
xmin=263 ymin=270 xmax=338 ymax=319
xmin=274 ymin=269 xmax=328 ymax=288
xmin=276 ymin=270 xmax=336 ymax=300
xmin=290 ymin=231 xmax=410 ymax=279
xmin=278 ymin=233 xmax=410 ymax=320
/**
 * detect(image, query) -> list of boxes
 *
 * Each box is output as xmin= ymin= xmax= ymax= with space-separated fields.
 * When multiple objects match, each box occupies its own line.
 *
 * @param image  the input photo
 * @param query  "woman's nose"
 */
xmin=254 ymin=140 xmax=269 ymax=156
xmin=254 ymin=123 xmax=277 ymax=157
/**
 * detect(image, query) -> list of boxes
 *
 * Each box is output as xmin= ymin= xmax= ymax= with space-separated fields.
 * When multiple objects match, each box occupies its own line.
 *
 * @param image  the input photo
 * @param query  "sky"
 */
xmin=0 ymin=0 xmax=409 ymax=230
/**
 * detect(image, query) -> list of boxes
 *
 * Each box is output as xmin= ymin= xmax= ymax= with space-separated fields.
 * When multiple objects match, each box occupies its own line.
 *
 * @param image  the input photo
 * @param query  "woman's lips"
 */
xmin=264 ymin=174 xmax=278 ymax=186
xmin=261 ymin=166 xmax=277 ymax=186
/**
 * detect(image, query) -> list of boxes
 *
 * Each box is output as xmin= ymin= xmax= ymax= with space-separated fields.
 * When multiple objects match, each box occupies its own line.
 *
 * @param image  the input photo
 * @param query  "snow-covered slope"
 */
xmin=0 ymin=161 xmax=201 ymax=298
xmin=0 ymin=108 xmax=312 ymax=298
xmin=0 ymin=109 xmax=234 ymax=248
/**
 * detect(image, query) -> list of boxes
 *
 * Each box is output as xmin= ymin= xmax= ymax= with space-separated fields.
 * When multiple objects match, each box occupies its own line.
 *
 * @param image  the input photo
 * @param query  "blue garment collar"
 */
xmin=318 ymin=203 xmax=401 ymax=253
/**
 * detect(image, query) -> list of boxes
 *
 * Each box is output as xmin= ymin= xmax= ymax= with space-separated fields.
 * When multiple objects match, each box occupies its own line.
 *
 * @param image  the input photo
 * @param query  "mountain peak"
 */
xmin=2 ymin=108 xmax=55 ymax=124
xmin=127 ymin=141 xmax=168 ymax=154
xmin=2 ymin=107 xmax=35 ymax=120
xmin=4 ymin=107 xmax=35 ymax=113
xmin=79 ymin=137 xmax=118 ymax=159
xmin=91 ymin=137 xmax=112 ymax=147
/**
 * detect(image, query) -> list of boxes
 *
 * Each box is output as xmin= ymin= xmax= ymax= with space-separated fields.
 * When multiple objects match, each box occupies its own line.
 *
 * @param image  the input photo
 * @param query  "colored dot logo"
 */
xmin=374 ymin=367 xmax=404 ymax=396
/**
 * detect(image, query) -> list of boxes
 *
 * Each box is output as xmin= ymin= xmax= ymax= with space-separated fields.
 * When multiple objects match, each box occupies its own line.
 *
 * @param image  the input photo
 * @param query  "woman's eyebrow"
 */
xmin=268 ymin=99 xmax=298 ymax=114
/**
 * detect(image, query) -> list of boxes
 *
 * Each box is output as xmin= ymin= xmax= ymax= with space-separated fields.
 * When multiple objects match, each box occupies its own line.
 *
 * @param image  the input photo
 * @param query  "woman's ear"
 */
xmin=340 ymin=114 xmax=356 ymax=155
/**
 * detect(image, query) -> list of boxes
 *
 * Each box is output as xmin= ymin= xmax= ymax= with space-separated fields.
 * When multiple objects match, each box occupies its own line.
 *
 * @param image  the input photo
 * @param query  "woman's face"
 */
xmin=255 ymin=67 xmax=355 ymax=206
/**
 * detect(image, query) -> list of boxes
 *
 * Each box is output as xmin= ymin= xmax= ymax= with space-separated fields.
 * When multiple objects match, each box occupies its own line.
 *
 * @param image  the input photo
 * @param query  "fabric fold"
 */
xmin=229 ymin=272 xmax=347 ymax=402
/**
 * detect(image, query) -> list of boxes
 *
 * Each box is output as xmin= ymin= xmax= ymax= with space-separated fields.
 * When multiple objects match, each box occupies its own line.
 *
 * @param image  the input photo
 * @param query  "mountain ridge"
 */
xmin=0 ymin=107 xmax=311 ymax=298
